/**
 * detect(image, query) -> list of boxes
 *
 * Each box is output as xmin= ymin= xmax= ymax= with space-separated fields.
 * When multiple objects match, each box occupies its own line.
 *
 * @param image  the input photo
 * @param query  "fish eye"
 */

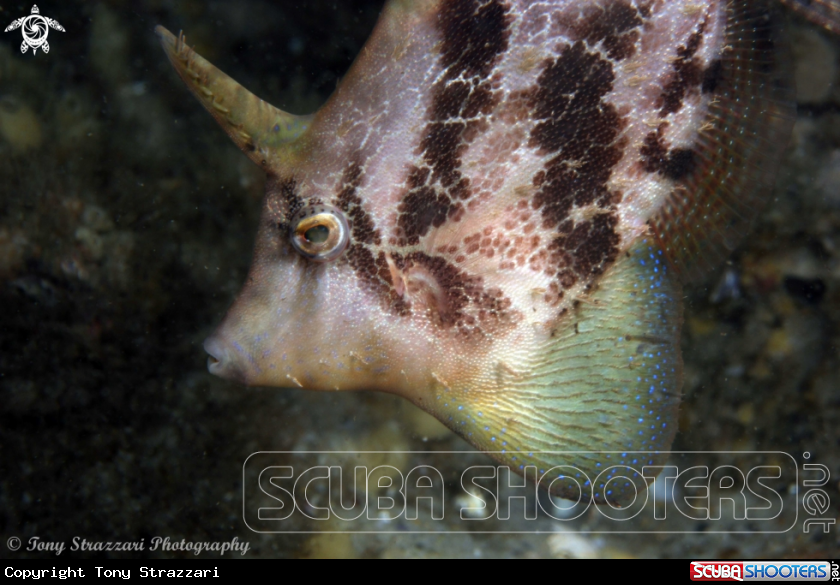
xmin=289 ymin=205 xmax=349 ymax=262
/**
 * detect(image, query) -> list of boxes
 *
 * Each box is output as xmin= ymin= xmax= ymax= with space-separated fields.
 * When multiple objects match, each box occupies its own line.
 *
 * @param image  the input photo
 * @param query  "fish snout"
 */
xmin=203 ymin=334 xmax=248 ymax=384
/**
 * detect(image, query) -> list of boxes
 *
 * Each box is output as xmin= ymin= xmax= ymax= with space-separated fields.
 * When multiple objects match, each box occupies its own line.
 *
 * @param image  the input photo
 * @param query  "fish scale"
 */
xmin=157 ymin=0 xmax=795 ymax=505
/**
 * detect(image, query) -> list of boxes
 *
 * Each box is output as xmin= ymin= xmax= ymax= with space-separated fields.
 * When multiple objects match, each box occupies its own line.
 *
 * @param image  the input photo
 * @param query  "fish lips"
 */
xmin=203 ymin=334 xmax=251 ymax=385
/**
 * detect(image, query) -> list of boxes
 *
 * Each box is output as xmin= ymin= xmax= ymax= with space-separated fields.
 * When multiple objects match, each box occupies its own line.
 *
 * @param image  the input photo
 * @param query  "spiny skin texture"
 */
xmin=158 ymin=0 xmax=793 ymax=504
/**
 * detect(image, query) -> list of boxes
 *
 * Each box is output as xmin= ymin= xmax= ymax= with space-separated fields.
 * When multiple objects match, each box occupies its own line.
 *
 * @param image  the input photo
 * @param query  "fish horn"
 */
xmin=155 ymin=26 xmax=312 ymax=168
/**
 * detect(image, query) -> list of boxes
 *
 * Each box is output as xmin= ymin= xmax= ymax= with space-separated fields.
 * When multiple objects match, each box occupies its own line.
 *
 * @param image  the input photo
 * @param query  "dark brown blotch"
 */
xmin=395 ymin=0 xmax=511 ymax=248
xmin=437 ymin=0 xmax=512 ymax=80
xmin=421 ymin=121 xmax=468 ymax=187
xmin=336 ymin=159 xmax=381 ymax=245
xmin=397 ymin=187 xmax=452 ymax=244
xmin=525 ymin=41 xmax=625 ymax=276
xmin=640 ymin=125 xmax=697 ymax=181
xmin=569 ymin=1 xmax=647 ymax=61
xmin=702 ymin=59 xmax=722 ymax=94
xmin=571 ymin=213 xmax=621 ymax=276
xmin=658 ymin=22 xmax=707 ymax=116
xmin=403 ymin=251 xmax=516 ymax=337
xmin=347 ymin=246 xmax=410 ymax=315
xmin=522 ymin=35 xmax=630 ymax=302
xmin=270 ymin=177 xmax=303 ymax=231
xmin=659 ymin=60 xmax=703 ymax=116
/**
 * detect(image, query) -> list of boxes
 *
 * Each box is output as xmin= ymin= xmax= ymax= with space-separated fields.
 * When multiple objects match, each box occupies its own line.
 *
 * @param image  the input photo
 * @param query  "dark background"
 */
xmin=0 ymin=0 xmax=837 ymax=558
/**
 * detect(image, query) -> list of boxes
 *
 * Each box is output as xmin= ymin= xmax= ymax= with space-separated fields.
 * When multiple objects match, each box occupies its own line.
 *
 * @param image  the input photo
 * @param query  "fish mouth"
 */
xmin=203 ymin=335 xmax=248 ymax=384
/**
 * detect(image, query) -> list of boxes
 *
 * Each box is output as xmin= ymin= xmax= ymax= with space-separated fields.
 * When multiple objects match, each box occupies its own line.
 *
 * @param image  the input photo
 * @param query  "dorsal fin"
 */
xmin=155 ymin=26 xmax=312 ymax=169
xmin=780 ymin=0 xmax=840 ymax=35
xmin=649 ymin=2 xmax=796 ymax=283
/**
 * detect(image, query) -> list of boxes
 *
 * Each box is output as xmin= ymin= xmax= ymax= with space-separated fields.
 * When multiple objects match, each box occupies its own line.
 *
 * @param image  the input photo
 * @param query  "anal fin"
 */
xmin=437 ymin=239 xmax=684 ymax=506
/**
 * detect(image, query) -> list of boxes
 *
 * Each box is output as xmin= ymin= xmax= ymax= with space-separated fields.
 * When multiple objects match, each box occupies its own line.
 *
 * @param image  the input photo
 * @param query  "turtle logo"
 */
xmin=4 ymin=5 xmax=64 ymax=55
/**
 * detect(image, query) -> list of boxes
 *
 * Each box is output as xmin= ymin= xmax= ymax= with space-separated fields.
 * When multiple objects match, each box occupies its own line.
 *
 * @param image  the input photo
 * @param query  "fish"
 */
xmin=157 ymin=0 xmax=794 ymax=505
xmin=779 ymin=0 xmax=840 ymax=35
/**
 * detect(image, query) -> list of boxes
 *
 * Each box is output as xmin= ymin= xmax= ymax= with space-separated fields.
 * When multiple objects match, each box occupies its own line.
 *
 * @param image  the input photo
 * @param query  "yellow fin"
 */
xmin=434 ymin=239 xmax=684 ymax=506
